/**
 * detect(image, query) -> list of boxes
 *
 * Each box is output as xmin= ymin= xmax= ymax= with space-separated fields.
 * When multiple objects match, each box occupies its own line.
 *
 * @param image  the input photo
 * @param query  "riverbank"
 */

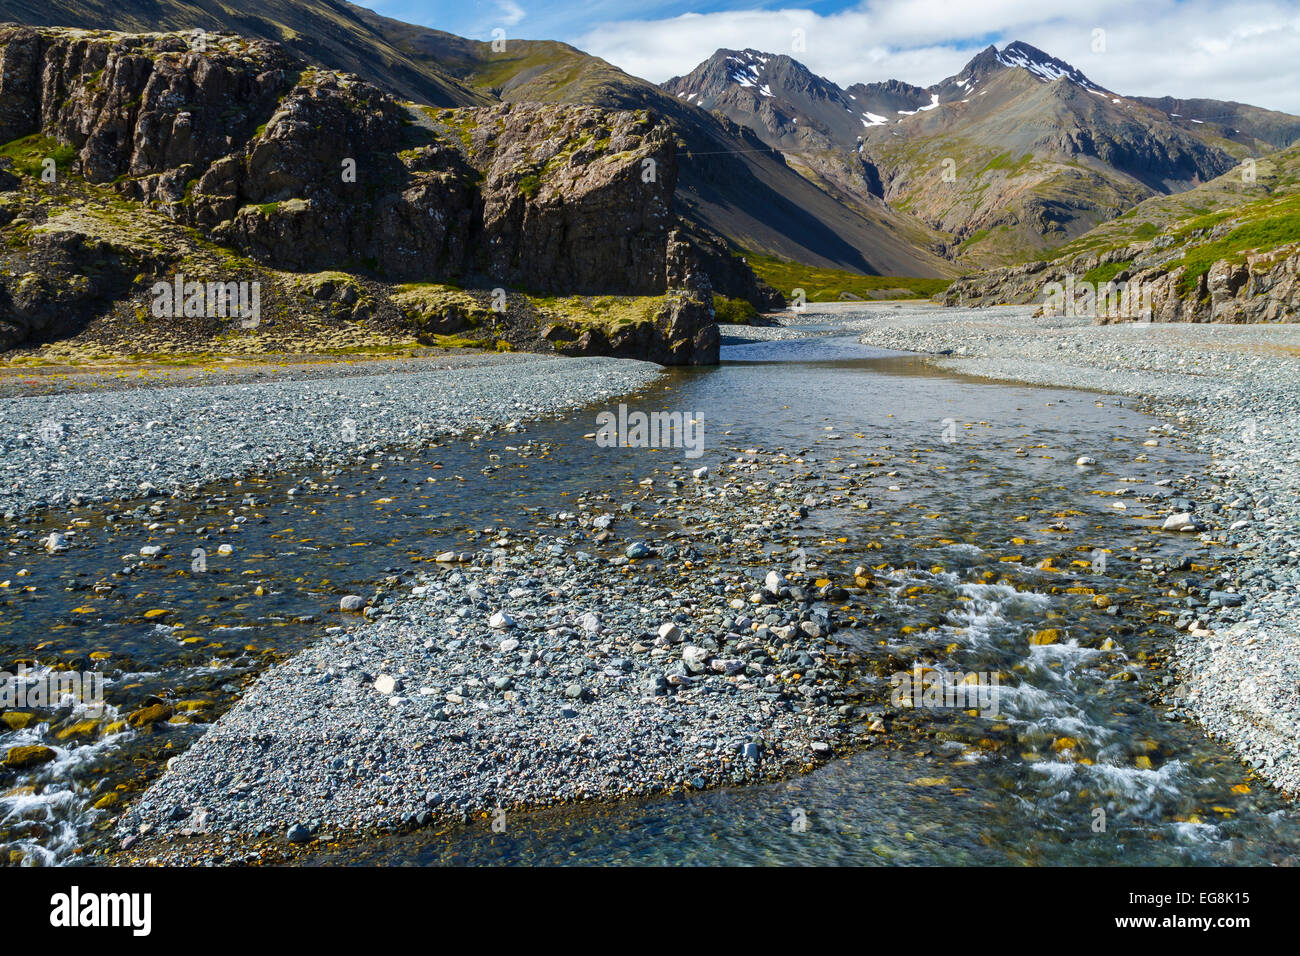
xmin=823 ymin=302 xmax=1300 ymax=796
xmin=0 ymin=353 xmax=663 ymax=518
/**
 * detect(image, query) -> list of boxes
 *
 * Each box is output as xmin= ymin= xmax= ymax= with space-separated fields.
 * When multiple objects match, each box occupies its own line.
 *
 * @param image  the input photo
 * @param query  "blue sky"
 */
xmin=369 ymin=1 xmax=1300 ymax=113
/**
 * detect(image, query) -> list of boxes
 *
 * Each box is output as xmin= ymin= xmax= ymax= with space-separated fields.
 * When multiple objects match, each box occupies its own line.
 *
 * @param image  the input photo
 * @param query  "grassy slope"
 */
xmin=743 ymin=252 xmax=952 ymax=302
xmin=1040 ymin=143 xmax=1300 ymax=277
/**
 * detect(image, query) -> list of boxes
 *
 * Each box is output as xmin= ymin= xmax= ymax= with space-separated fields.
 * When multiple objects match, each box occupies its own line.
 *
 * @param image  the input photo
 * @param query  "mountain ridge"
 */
xmin=664 ymin=41 xmax=1300 ymax=266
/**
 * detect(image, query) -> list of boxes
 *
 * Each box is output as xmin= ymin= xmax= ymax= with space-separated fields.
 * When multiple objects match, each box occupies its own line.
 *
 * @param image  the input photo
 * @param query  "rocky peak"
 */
xmin=992 ymin=41 xmax=1108 ymax=93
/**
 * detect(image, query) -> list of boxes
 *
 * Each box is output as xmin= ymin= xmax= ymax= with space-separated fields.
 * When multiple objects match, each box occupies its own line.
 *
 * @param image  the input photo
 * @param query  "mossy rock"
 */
xmin=0 ymin=711 xmax=36 ymax=730
xmin=297 ymin=270 xmax=365 ymax=304
xmin=54 ymin=718 xmax=102 ymax=740
xmin=392 ymin=283 xmax=491 ymax=333
xmin=3 ymin=745 xmax=57 ymax=769
xmin=126 ymin=703 xmax=173 ymax=728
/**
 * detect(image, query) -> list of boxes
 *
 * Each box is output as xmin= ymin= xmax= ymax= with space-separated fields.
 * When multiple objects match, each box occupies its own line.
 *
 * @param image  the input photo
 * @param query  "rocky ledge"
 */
xmin=0 ymin=25 xmax=775 ymax=363
xmin=942 ymin=244 xmax=1299 ymax=323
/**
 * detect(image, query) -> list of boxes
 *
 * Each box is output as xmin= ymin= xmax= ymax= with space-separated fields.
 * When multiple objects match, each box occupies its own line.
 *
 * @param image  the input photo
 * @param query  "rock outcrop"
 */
xmin=942 ymin=239 xmax=1300 ymax=323
xmin=0 ymin=25 xmax=771 ymax=363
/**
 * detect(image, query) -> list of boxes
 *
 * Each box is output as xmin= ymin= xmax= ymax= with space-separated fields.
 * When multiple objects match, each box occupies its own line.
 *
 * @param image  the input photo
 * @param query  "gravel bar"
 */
xmin=116 ymin=450 xmax=859 ymax=863
xmin=0 ymin=354 xmax=663 ymax=518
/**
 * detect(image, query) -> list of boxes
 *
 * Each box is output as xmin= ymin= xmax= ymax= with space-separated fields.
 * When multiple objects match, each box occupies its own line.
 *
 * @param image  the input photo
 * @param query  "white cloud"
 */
xmin=496 ymin=1 xmax=527 ymax=28
xmin=574 ymin=0 xmax=1300 ymax=114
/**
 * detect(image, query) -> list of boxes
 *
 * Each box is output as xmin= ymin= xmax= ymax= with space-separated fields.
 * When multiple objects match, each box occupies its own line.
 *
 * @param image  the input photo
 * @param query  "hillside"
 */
xmin=344 ymin=7 xmax=959 ymax=279
xmin=3 ymin=0 xmax=958 ymax=280
xmin=941 ymin=143 xmax=1300 ymax=322
xmin=0 ymin=0 xmax=488 ymax=106
xmin=665 ymin=42 xmax=1300 ymax=268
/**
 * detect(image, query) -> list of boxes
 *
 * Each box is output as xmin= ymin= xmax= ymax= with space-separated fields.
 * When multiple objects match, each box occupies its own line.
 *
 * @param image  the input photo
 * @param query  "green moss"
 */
xmin=517 ymin=173 xmax=542 ymax=198
xmin=392 ymin=283 xmax=493 ymax=329
xmin=430 ymin=333 xmax=493 ymax=349
xmin=530 ymin=294 xmax=662 ymax=332
xmin=0 ymin=134 xmax=78 ymax=178
xmin=1081 ymin=260 xmax=1131 ymax=285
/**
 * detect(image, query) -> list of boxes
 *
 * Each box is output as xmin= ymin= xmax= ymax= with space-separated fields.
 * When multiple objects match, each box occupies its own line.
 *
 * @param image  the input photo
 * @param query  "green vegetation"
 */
xmin=392 ymin=283 xmax=492 ymax=328
xmin=712 ymin=295 xmax=759 ymax=324
xmin=1081 ymin=260 xmax=1131 ymax=285
xmin=981 ymin=152 xmax=1033 ymax=176
xmin=530 ymin=294 xmax=662 ymax=332
xmin=1 ymin=134 xmax=78 ymax=177
xmin=517 ymin=173 xmax=542 ymax=198
xmin=428 ymin=333 xmax=494 ymax=349
xmin=744 ymin=252 xmax=951 ymax=301
xmin=1168 ymin=196 xmax=1300 ymax=297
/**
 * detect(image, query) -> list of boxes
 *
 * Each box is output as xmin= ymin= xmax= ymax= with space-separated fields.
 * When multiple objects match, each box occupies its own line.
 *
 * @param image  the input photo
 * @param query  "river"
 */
xmin=2 ymin=331 xmax=1297 ymax=865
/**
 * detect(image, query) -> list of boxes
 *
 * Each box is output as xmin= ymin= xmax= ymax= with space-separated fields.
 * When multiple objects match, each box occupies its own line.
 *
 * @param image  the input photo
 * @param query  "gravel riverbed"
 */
xmin=0 ymin=354 xmax=662 ymax=518
xmin=24 ymin=306 xmax=1299 ymax=861
xmin=807 ymin=301 xmax=1300 ymax=795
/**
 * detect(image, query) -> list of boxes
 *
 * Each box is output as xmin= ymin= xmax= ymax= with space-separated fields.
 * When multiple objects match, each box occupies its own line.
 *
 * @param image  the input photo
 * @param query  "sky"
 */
xmin=371 ymin=1 xmax=1300 ymax=113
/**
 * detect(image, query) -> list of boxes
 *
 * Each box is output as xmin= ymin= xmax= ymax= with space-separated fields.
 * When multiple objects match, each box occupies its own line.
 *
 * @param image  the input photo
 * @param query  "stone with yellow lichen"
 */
xmin=3 ymin=745 xmax=57 ymax=768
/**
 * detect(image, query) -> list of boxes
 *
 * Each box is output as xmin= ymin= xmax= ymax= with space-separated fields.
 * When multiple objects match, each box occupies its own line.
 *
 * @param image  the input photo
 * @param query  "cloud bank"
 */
xmin=568 ymin=1 xmax=1300 ymax=114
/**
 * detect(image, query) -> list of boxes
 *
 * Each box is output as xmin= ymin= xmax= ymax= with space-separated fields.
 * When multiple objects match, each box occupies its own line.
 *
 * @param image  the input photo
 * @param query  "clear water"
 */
xmin=2 ymin=333 xmax=1296 ymax=865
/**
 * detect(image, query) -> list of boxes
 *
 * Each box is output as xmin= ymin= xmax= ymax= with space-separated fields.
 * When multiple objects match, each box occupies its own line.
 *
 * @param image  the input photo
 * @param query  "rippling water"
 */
xmin=2 ymin=333 xmax=1297 ymax=865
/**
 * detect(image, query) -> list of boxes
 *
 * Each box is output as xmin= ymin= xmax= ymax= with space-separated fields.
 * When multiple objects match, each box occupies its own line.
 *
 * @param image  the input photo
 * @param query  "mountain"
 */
xmin=350 ymin=9 xmax=956 ymax=278
xmin=1 ymin=0 xmax=955 ymax=279
xmin=1134 ymin=96 xmax=1300 ymax=152
xmin=941 ymin=142 xmax=1300 ymax=322
xmin=8 ymin=2 xmax=1299 ymax=284
xmin=665 ymin=41 xmax=1300 ymax=267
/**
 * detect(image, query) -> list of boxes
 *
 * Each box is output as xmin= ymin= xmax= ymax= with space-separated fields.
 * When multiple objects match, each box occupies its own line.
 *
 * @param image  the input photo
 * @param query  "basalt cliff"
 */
xmin=0 ymin=25 xmax=778 ymax=364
